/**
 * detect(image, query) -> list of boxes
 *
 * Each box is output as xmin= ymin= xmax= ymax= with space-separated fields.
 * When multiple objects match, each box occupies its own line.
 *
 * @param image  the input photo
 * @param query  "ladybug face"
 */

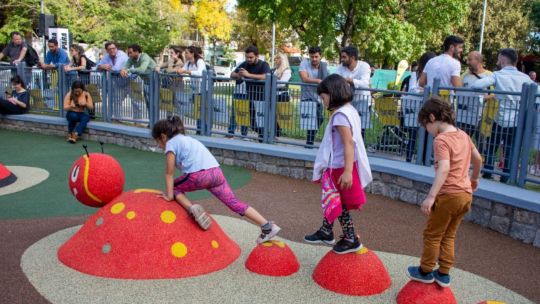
xmin=68 ymin=153 xmax=125 ymax=208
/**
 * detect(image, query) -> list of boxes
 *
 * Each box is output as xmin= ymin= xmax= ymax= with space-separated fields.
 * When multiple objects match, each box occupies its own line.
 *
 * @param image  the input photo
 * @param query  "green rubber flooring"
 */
xmin=0 ymin=129 xmax=252 ymax=219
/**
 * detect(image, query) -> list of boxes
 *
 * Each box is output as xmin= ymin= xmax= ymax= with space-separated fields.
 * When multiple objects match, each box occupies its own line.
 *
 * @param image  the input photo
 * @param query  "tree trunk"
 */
xmin=340 ymin=2 xmax=357 ymax=48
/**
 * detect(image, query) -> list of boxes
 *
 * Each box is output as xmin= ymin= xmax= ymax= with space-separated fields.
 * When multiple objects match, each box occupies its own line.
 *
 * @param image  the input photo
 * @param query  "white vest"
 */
xmin=313 ymin=103 xmax=373 ymax=188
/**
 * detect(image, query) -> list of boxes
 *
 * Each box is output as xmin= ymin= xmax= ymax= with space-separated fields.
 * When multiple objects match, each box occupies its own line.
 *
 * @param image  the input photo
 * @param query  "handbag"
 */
xmin=320 ymin=111 xmax=342 ymax=223
xmin=321 ymin=168 xmax=342 ymax=223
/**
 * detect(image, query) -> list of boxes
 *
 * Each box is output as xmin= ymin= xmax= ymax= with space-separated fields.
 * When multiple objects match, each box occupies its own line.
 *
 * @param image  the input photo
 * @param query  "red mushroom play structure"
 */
xmin=58 ymin=152 xmax=241 ymax=279
xmin=0 ymin=163 xmax=17 ymax=188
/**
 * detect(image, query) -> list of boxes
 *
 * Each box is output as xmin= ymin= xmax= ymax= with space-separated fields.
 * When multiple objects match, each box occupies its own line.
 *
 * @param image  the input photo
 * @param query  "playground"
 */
xmin=1 ymin=129 xmax=539 ymax=303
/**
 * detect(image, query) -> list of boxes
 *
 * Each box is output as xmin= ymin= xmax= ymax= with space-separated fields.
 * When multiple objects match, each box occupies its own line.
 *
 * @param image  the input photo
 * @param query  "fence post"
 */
xmin=204 ymin=70 xmax=214 ymax=136
xmin=268 ymin=73 xmax=278 ymax=143
xmin=517 ymin=83 xmax=538 ymax=186
xmin=508 ymin=83 xmax=531 ymax=185
xmin=416 ymin=87 xmax=430 ymax=165
xmin=106 ymin=72 xmax=114 ymax=122
xmin=263 ymin=73 xmax=272 ymax=143
xmin=147 ymin=72 xmax=154 ymax=128
xmin=101 ymin=71 xmax=110 ymax=122
xmin=432 ymin=78 xmax=441 ymax=97
xmin=58 ymin=65 xmax=65 ymax=118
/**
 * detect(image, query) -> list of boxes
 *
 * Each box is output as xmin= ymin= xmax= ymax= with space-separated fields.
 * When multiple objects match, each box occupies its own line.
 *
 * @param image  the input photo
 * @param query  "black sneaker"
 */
xmin=304 ymin=229 xmax=335 ymax=245
xmin=332 ymin=236 xmax=363 ymax=254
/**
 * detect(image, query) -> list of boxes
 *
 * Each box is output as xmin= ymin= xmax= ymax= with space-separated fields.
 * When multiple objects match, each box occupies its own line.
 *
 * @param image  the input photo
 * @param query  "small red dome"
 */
xmin=397 ymin=280 xmax=457 ymax=304
xmin=245 ymin=240 xmax=300 ymax=276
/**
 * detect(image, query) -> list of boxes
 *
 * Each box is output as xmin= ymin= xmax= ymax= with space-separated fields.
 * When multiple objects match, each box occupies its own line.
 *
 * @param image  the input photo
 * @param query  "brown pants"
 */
xmin=420 ymin=192 xmax=472 ymax=274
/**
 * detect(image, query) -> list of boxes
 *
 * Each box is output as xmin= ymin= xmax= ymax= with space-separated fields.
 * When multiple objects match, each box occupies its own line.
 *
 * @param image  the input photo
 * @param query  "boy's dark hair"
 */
xmin=308 ymin=46 xmax=322 ymax=55
xmin=10 ymin=75 xmax=25 ymax=88
xmin=152 ymin=116 xmax=185 ymax=139
xmin=128 ymin=44 xmax=142 ymax=53
xmin=341 ymin=46 xmax=358 ymax=60
xmin=104 ymin=41 xmax=117 ymax=49
xmin=317 ymin=74 xmax=352 ymax=110
xmin=499 ymin=48 xmax=518 ymax=65
xmin=443 ymin=35 xmax=464 ymax=52
xmin=245 ymin=45 xmax=259 ymax=56
xmin=417 ymin=97 xmax=455 ymax=127
xmin=48 ymin=38 xmax=59 ymax=46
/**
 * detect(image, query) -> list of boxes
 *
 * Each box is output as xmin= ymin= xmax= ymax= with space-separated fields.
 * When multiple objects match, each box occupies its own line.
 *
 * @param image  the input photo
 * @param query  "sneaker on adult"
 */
xmin=68 ymin=133 xmax=78 ymax=144
xmin=304 ymin=229 xmax=336 ymax=245
xmin=189 ymin=204 xmax=212 ymax=230
xmin=332 ymin=236 xmax=362 ymax=254
xmin=66 ymin=132 xmax=74 ymax=142
xmin=433 ymin=270 xmax=451 ymax=287
xmin=406 ymin=266 xmax=435 ymax=284
xmin=256 ymin=221 xmax=281 ymax=244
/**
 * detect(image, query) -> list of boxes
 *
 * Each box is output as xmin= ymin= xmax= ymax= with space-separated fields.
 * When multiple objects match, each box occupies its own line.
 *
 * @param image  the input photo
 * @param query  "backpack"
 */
xmin=24 ymin=45 xmax=40 ymax=67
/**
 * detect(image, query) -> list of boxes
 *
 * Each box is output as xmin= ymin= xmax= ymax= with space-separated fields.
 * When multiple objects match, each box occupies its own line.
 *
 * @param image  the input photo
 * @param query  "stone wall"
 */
xmin=2 ymin=118 xmax=539 ymax=248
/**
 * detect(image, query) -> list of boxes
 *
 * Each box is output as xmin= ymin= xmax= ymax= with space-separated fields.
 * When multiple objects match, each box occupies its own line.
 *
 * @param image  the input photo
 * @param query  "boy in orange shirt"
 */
xmin=407 ymin=97 xmax=482 ymax=287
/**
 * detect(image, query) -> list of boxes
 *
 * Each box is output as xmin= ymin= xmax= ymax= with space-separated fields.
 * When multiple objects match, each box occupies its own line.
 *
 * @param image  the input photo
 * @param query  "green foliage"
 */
xmin=0 ymin=0 xmax=188 ymax=56
xmin=238 ymin=0 xmax=473 ymax=65
xmin=457 ymin=0 xmax=531 ymax=68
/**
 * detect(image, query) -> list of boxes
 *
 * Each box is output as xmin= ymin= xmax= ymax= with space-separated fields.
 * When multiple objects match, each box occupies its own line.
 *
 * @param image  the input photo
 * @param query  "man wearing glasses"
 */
xmin=97 ymin=42 xmax=129 ymax=119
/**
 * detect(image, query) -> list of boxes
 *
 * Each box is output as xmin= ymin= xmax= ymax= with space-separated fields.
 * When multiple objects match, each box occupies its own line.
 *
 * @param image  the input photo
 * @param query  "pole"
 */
xmin=271 ymin=22 xmax=276 ymax=68
xmin=479 ymin=0 xmax=487 ymax=53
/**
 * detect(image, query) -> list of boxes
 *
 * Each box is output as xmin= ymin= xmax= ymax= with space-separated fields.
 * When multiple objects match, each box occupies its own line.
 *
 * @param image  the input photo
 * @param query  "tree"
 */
xmin=192 ymin=0 xmax=232 ymax=64
xmin=238 ymin=0 xmax=473 ymax=66
xmin=457 ymin=0 xmax=531 ymax=68
xmin=0 ymin=0 xmax=39 ymax=43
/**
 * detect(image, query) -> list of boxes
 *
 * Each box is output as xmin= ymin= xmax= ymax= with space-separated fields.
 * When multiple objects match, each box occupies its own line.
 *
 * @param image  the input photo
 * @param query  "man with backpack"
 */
xmin=0 ymin=32 xmax=28 ymax=65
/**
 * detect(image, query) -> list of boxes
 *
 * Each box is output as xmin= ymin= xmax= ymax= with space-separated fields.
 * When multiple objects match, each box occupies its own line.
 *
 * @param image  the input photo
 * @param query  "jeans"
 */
xmin=483 ymin=123 xmax=516 ymax=182
xmin=404 ymin=127 xmax=418 ymax=163
xmin=0 ymin=98 xmax=26 ymax=115
xmin=66 ymin=111 xmax=90 ymax=136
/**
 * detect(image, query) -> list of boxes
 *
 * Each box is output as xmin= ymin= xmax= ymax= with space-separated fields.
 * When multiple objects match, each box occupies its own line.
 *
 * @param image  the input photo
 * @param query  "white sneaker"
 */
xmin=189 ymin=204 xmax=212 ymax=230
xmin=256 ymin=221 xmax=281 ymax=244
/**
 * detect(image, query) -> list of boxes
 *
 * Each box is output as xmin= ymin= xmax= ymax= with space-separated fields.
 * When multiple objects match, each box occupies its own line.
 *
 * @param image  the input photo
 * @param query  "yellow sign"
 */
xmin=276 ymin=102 xmax=295 ymax=129
xmin=374 ymin=97 xmax=399 ymax=126
xmin=234 ymin=99 xmax=251 ymax=127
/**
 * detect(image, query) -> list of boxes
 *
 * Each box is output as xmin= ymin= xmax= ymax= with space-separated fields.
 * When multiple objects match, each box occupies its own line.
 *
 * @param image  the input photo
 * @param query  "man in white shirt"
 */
xmin=457 ymin=51 xmax=492 ymax=139
xmin=335 ymin=46 xmax=372 ymax=135
xmin=472 ymin=48 xmax=535 ymax=182
xmin=419 ymin=35 xmax=464 ymax=89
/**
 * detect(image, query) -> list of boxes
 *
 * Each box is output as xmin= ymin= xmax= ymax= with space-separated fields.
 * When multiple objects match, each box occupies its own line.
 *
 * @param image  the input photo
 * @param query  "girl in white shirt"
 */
xmin=152 ymin=116 xmax=281 ymax=244
xmin=304 ymin=74 xmax=372 ymax=254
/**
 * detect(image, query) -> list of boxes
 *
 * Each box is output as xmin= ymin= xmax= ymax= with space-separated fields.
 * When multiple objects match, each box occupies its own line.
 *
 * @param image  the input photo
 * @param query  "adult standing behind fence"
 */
xmin=335 ymin=46 xmax=372 ymax=137
xmin=97 ymin=41 xmax=129 ymax=119
xmin=0 ymin=32 xmax=27 ymax=66
xmin=456 ymin=51 xmax=492 ymax=140
xmin=174 ymin=46 xmax=206 ymax=134
xmin=0 ymin=75 xmax=29 ymax=115
xmin=471 ymin=48 xmax=535 ymax=183
xmin=120 ymin=44 xmax=156 ymax=122
xmin=63 ymin=80 xmax=93 ymax=144
xmin=401 ymin=51 xmax=436 ymax=163
xmin=39 ymin=39 xmax=70 ymax=71
xmin=272 ymin=53 xmax=291 ymax=137
xmin=419 ymin=35 xmax=464 ymax=89
xmin=64 ymin=44 xmax=94 ymax=84
xmin=299 ymin=46 xmax=329 ymax=147
xmin=229 ymin=46 xmax=271 ymax=142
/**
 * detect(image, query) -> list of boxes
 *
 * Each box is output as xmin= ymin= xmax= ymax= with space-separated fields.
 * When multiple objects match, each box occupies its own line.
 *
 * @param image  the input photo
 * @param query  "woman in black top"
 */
xmin=65 ymin=44 xmax=91 ymax=84
xmin=0 ymin=75 xmax=30 ymax=115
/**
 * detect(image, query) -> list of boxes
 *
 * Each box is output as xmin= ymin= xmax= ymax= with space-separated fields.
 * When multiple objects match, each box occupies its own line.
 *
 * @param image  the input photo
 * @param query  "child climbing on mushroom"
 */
xmin=152 ymin=116 xmax=281 ymax=244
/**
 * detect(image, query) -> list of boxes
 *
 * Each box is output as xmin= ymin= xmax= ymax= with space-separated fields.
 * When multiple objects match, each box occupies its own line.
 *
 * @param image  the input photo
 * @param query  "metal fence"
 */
xmin=2 ymin=63 xmax=540 ymax=188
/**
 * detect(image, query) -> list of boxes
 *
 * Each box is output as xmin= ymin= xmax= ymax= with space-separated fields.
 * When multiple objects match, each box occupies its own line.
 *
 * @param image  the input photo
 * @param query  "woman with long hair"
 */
xmin=175 ymin=46 xmax=206 ymax=134
xmin=273 ymin=53 xmax=292 ymax=137
xmin=0 ymin=75 xmax=29 ymax=115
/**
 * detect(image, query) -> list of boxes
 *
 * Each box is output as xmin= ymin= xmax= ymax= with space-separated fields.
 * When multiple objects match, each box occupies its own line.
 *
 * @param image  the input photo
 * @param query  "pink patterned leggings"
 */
xmin=173 ymin=167 xmax=250 ymax=215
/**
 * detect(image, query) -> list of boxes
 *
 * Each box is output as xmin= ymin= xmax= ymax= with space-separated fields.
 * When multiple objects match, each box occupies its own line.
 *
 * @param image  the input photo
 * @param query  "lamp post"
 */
xmin=479 ymin=0 xmax=487 ymax=53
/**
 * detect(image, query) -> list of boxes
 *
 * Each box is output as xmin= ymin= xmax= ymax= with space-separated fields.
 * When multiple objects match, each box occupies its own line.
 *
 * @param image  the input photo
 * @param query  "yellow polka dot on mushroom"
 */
xmin=126 ymin=211 xmax=136 ymax=220
xmin=160 ymin=210 xmax=176 ymax=224
xmin=273 ymin=241 xmax=285 ymax=248
xmin=171 ymin=242 xmax=187 ymax=258
xmin=262 ymin=242 xmax=273 ymax=247
xmin=110 ymin=202 xmax=125 ymax=214
xmin=211 ymin=240 xmax=219 ymax=249
xmin=356 ymin=247 xmax=369 ymax=255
